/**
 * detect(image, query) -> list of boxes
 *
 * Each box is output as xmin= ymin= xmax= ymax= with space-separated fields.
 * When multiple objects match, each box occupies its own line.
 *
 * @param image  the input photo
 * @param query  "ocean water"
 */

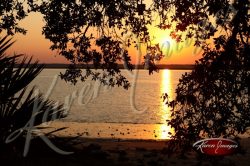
xmin=30 ymin=69 xmax=189 ymax=124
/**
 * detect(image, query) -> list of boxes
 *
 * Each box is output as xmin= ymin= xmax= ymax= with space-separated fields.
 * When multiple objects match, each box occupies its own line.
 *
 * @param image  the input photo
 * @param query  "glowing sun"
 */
xmin=148 ymin=26 xmax=176 ymax=58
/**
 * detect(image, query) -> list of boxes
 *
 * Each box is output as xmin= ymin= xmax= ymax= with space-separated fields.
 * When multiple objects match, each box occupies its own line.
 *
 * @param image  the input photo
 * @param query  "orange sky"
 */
xmin=7 ymin=11 xmax=202 ymax=64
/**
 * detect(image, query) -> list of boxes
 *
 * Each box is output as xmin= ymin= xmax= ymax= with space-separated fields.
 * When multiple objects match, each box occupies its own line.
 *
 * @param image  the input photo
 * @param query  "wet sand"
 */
xmin=39 ymin=121 xmax=173 ymax=140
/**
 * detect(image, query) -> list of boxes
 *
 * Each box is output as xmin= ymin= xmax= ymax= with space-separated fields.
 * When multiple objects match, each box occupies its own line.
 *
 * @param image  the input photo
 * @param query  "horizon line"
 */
xmin=15 ymin=63 xmax=195 ymax=70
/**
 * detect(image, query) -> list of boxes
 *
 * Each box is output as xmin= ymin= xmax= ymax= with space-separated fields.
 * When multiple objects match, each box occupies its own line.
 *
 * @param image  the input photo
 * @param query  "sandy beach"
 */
xmin=2 ymin=121 xmax=249 ymax=166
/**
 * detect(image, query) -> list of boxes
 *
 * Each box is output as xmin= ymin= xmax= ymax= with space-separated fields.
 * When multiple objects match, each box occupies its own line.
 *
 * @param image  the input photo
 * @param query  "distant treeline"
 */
xmin=15 ymin=64 xmax=195 ymax=70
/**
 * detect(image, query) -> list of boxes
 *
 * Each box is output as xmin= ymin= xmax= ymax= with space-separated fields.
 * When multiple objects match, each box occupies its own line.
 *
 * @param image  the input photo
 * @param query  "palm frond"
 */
xmin=0 ymin=35 xmax=67 ymax=144
xmin=0 ymin=35 xmax=15 ymax=56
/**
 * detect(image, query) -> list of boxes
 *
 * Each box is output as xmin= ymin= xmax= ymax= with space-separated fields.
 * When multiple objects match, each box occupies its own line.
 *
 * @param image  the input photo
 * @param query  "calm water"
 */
xmin=30 ymin=69 xmax=189 ymax=124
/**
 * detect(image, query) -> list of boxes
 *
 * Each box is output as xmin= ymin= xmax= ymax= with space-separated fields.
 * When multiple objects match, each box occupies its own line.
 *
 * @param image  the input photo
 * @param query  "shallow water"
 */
xmin=30 ymin=69 xmax=189 ymax=124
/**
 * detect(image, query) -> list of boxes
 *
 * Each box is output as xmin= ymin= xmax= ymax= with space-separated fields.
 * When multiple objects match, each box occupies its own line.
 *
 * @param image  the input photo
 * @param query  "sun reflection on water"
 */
xmin=157 ymin=69 xmax=174 ymax=139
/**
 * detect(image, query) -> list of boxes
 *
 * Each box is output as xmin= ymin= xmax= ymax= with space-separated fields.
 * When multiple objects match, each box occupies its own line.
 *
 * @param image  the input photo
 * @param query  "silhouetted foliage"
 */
xmin=0 ymin=0 xmax=27 ymax=35
xmin=1 ymin=0 xmax=165 ymax=88
xmin=160 ymin=0 xmax=250 ymax=156
xmin=0 ymin=35 xmax=66 ymax=146
xmin=27 ymin=0 xmax=156 ymax=88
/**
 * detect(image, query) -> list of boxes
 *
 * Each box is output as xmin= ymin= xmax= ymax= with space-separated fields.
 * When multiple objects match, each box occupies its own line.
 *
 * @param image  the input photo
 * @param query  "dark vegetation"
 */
xmin=161 ymin=0 xmax=250 ymax=159
xmin=0 ymin=0 xmax=249 ymax=164
xmin=0 ymin=36 xmax=66 ymax=154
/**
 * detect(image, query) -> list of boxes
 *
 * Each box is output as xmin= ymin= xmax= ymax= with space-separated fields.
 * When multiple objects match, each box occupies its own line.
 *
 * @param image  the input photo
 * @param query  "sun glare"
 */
xmin=148 ymin=26 xmax=176 ymax=59
xmin=149 ymin=26 xmax=175 ymax=46
xmin=157 ymin=69 xmax=175 ymax=139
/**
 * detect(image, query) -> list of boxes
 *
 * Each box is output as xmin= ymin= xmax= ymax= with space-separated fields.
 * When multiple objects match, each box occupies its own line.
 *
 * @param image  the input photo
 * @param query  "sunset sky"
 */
xmin=7 ymin=8 xmax=202 ymax=64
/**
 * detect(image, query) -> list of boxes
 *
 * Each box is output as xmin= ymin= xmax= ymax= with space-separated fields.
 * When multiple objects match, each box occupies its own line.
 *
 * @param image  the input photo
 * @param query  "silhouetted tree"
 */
xmin=1 ymin=0 xmax=164 ymax=88
xmin=28 ymin=0 xmax=158 ymax=88
xmin=159 ymin=0 xmax=250 ymax=156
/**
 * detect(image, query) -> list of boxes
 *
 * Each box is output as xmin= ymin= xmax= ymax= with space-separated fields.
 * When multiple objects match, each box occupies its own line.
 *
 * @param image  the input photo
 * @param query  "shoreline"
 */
xmin=39 ymin=121 xmax=173 ymax=140
xmin=2 ymin=121 xmax=250 ymax=166
xmin=40 ymin=121 xmax=250 ymax=141
xmin=15 ymin=64 xmax=195 ymax=70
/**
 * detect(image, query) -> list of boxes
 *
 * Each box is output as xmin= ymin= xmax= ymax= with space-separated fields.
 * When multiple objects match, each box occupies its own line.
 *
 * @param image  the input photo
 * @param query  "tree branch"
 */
xmin=239 ymin=31 xmax=247 ymax=45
